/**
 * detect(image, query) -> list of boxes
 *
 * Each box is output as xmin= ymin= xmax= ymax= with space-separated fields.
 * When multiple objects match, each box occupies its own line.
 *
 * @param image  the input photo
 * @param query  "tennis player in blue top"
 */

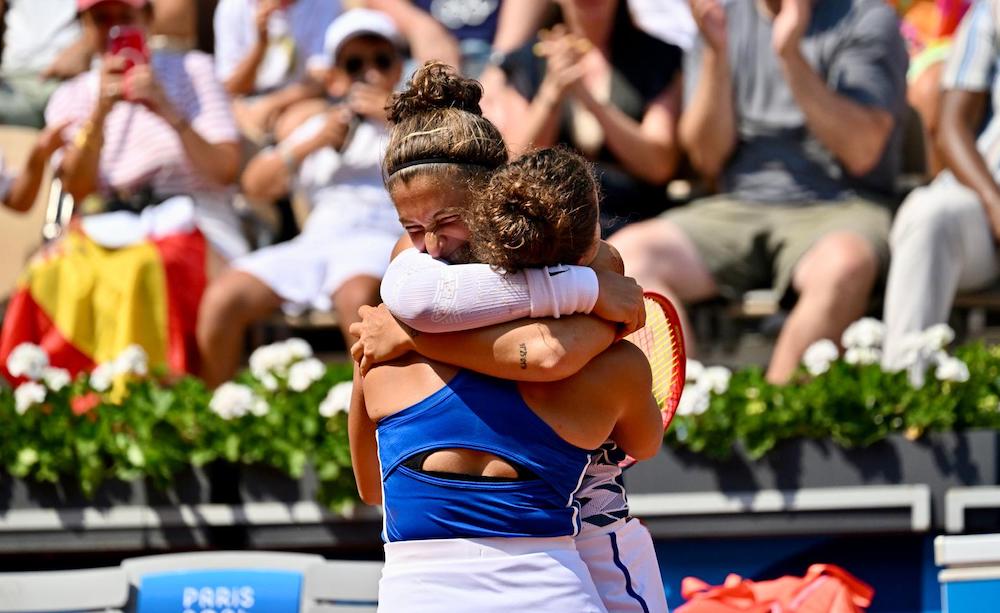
xmin=350 ymin=146 xmax=662 ymax=612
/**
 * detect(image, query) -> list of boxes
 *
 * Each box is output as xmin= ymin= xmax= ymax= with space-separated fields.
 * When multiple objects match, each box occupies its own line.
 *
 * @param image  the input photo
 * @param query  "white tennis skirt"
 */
xmin=576 ymin=517 xmax=668 ymax=613
xmin=379 ymin=536 xmax=608 ymax=612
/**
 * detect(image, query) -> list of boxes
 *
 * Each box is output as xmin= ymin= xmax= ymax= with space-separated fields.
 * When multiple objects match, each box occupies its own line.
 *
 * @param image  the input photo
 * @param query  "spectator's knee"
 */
xmin=803 ymin=234 xmax=878 ymax=295
xmin=333 ymin=276 xmax=381 ymax=317
xmin=609 ymin=219 xmax=682 ymax=272
xmin=199 ymin=272 xmax=257 ymax=327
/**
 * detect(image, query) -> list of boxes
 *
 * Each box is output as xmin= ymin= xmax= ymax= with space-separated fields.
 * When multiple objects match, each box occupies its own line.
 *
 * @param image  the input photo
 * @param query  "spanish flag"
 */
xmin=1 ymin=223 xmax=206 ymax=382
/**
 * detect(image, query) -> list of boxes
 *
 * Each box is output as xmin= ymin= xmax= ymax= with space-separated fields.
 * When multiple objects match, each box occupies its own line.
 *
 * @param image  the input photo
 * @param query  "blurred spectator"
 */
xmin=48 ymin=0 xmax=246 ymax=260
xmin=891 ymin=0 xmax=970 ymax=176
xmin=492 ymin=0 xmax=683 ymax=236
xmin=213 ymin=0 xmax=340 ymax=142
xmin=0 ymin=122 xmax=67 ymax=212
xmin=0 ymin=0 xmax=246 ymax=380
xmin=150 ymin=0 xmax=196 ymax=45
xmin=629 ymin=0 xmax=697 ymax=50
xmin=198 ymin=9 xmax=404 ymax=388
xmin=883 ymin=1 xmax=1000 ymax=373
xmin=0 ymin=0 xmax=90 ymax=127
xmin=610 ymin=0 xmax=908 ymax=384
xmin=366 ymin=0 xmax=545 ymax=77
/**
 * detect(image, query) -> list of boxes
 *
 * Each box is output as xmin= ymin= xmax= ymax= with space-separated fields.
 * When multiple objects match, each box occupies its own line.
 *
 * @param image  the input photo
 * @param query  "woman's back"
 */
xmin=363 ymin=342 xmax=657 ymax=542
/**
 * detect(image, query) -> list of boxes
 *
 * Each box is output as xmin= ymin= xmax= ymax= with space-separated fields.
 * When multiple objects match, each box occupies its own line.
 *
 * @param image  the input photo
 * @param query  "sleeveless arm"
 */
xmin=348 ymin=366 xmax=382 ymax=505
xmin=606 ymin=346 xmax=663 ymax=461
xmin=380 ymin=248 xmax=599 ymax=333
xmin=560 ymin=342 xmax=663 ymax=460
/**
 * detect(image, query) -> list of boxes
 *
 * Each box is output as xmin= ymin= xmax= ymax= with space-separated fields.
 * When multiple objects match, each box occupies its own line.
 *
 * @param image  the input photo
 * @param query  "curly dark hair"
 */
xmin=468 ymin=148 xmax=600 ymax=273
xmin=383 ymin=62 xmax=508 ymax=189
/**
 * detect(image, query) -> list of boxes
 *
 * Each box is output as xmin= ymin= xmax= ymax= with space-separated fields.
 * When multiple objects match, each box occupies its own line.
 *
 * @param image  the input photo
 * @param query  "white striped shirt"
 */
xmin=943 ymin=0 xmax=1000 ymax=173
xmin=45 ymin=50 xmax=239 ymax=199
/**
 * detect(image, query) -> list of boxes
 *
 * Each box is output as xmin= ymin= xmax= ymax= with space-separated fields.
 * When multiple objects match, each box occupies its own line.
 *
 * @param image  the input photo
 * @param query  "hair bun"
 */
xmin=388 ymin=61 xmax=484 ymax=123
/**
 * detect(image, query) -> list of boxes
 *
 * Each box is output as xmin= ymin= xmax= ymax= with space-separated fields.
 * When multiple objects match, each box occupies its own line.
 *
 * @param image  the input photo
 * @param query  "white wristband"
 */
xmin=525 ymin=265 xmax=599 ymax=319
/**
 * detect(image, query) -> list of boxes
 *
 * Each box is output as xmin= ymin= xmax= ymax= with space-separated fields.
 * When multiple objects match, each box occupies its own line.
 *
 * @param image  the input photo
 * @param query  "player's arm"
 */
xmin=348 ymin=365 xmax=383 ymax=505
xmin=352 ymin=305 xmax=616 ymax=382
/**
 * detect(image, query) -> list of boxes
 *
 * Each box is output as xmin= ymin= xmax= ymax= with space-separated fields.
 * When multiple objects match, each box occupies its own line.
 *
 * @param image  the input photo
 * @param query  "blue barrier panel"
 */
xmin=137 ymin=569 xmax=302 ymax=613
xmin=942 ymin=577 xmax=1000 ymax=613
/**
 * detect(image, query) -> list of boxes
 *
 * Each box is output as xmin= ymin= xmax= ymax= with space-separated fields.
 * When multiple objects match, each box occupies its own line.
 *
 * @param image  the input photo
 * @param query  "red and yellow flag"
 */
xmin=1 ymin=224 xmax=207 ymax=381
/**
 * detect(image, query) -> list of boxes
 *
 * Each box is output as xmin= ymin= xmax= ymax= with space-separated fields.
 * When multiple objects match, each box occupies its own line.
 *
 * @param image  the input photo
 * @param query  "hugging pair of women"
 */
xmin=349 ymin=62 xmax=667 ymax=613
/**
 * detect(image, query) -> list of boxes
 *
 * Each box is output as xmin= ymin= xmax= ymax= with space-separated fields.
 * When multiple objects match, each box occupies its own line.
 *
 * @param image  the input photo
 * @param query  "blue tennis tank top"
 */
xmin=376 ymin=370 xmax=593 ymax=542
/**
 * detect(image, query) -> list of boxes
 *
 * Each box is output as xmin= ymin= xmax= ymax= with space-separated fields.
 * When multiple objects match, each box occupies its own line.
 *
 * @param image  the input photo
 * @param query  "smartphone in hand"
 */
xmin=108 ymin=25 xmax=149 ymax=73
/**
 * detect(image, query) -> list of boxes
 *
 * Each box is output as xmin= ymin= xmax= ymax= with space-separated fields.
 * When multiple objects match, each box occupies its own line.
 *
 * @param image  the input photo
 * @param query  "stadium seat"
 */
xmin=0 ymin=566 xmax=129 ymax=612
xmin=120 ymin=551 xmax=381 ymax=613
xmin=301 ymin=559 xmax=382 ymax=612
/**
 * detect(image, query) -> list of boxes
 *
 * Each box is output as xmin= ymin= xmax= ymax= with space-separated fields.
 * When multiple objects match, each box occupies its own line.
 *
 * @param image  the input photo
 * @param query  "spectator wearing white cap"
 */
xmin=213 ymin=0 xmax=341 ymax=142
xmin=198 ymin=8 xmax=405 ymax=388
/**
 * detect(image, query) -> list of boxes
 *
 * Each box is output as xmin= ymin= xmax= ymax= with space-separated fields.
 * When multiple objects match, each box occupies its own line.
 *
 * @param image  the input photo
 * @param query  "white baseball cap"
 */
xmin=311 ymin=9 xmax=402 ymax=71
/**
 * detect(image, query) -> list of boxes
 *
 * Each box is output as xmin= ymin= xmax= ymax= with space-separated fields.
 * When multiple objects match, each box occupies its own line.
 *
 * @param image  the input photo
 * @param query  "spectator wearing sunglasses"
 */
xmin=213 ymin=0 xmax=340 ymax=142
xmin=198 ymin=9 xmax=405 ymax=388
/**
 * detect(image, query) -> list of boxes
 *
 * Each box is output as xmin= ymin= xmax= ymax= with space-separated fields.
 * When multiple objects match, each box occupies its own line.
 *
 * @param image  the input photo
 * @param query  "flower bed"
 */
xmin=2 ymin=319 xmax=1000 ymax=510
xmin=671 ymin=319 xmax=1000 ymax=460
xmin=2 ymin=340 xmax=357 ymax=509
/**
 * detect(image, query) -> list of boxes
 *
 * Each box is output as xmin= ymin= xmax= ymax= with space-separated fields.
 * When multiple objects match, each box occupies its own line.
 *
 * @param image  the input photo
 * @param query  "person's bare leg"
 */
xmin=332 ymin=275 xmax=383 ymax=345
xmin=767 ymin=232 xmax=878 ymax=383
xmin=609 ymin=218 xmax=718 ymax=353
xmin=197 ymin=270 xmax=283 ymax=388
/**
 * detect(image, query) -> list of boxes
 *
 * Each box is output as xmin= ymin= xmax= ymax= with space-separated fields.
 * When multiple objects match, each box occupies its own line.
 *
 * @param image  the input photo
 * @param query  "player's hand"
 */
xmin=592 ymin=270 xmax=645 ymax=338
xmin=349 ymin=304 xmax=416 ymax=375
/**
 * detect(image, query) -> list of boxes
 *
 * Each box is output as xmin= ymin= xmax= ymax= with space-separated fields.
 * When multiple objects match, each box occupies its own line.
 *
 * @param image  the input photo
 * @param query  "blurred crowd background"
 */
xmin=0 ymin=0 xmax=994 ymax=390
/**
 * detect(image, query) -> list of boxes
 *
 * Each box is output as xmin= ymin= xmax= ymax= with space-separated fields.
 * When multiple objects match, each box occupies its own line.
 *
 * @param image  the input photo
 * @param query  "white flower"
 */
xmin=248 ymin=338 xmax=314 ymax=379
xmin=14 ymin=382 xmax=46 ymax=415
xmin=676 ymin=386 xmax=710 ymax=416
xmin=88 ymin=363 xmax=115 ymax=392
xmin=841 ymin=318 xmax=886 ymax=350
xmin=42 ymin=367 xmax=71 ymax=392
xmin=284 ymin=337 xmax=313 ymax=361
xmin=893 ymin=331 xmax=933 ymax=371
xmin=802 ymin=339 xmax=839 ymax=376
xmin=685 ymin=359 xmax=705 ymax=383
xmin=114 ymin=344 xmax=148 ymax=376
xmin=209 ymin=382 xmax=265 ymax=420
xmin=259 ymin=372 xmax=279 ymax=392
xmin=319 ymin=381 xmax=353 ymax=418
xmin=935 ymin=357 xmax=970 ymax=383
xmin=249 ymin=396 xmax=270 ymax=417
xmin=922 ymin=324 xmax=956 ymax=352
xmin=249 ymin=343 xmax=289 ymax=379
xmin=287 ymin=358 xmax=326 ymax=392
xmin=699 ymin=366 xmax=732 ymax=395
xmin=844 ymin=347 xmax=882 ymax=366
xmin=6 ymin=343 xmax=49 ymax=380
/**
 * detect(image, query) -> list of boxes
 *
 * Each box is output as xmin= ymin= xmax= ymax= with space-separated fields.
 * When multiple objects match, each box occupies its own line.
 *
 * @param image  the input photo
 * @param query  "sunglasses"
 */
xmin=339 ymin=52 xmax=397 ymax=77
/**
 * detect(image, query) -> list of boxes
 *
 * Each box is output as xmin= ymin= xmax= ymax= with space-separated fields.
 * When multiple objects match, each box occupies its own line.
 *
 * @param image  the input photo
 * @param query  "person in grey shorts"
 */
xmin=883 ymin=1 xmax=1000 ymax=373
xmin=609 ymin=0 xmax=908 ymax=383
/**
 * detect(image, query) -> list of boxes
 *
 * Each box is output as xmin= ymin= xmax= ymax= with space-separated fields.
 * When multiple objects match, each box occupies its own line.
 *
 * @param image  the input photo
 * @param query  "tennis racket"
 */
xmin=620 ymin=291 xmax=686 ymax=468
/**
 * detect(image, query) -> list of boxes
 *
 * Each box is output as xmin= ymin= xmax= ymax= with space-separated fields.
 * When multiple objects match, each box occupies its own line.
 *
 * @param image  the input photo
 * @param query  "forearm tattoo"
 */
xmin=519 ymin=343 xmax=528 ymax=370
